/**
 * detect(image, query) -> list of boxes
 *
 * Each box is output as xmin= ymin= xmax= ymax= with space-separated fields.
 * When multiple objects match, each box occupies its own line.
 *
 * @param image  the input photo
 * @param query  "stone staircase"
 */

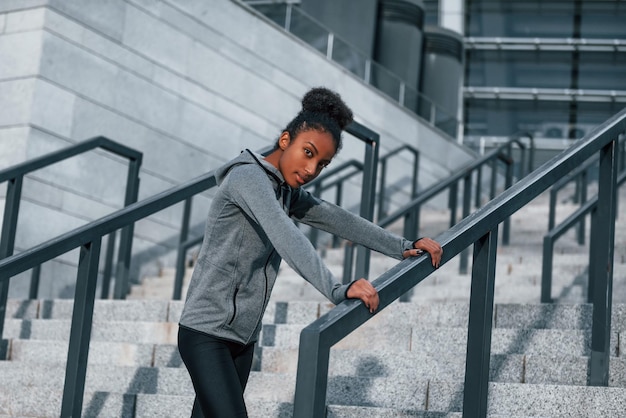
xmin=1 ymin=187 xmax=626 ymax=417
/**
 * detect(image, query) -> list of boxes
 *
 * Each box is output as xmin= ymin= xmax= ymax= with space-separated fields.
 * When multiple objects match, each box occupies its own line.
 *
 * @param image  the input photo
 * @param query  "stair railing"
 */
xmin=0 ymin=120 xmax=378 ymax=414
xmin=305 ymin=159 xmax=364 ymax=249
xmin=0 ymin=136 xmax=141 ymax=329
xmin=548 ymin=157 xmax=597 ymax=245
xmin=541 ymin=158 xmax=626 ymax=304
xmin=342 ymin=136 xmax=525 ymax=281
xmin=292 ymin=108 xmax=625 ymax=418
xmin=376 ymin=144 xmax=420 ymax=221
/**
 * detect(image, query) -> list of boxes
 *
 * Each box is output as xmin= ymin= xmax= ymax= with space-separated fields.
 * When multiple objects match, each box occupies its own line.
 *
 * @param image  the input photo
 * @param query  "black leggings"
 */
xmin=178 ymin=326 xmax=255 ymax=418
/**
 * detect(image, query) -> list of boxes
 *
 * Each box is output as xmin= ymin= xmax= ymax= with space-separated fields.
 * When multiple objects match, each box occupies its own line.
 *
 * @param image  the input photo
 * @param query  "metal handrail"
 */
xmin=343 ymin=136 xmax=526 ymax=280
xmin=0 ymin=120 xmax=378 ymax=414
xmin=548 ymin=157 xmax=597 ymax=245
xmin=377 ymin=144 xmax=420 ymax=221
xmin=293 ymin=107 xmax=626 ymax=418
xmin=0 ymin=136 xmax=142 ymax=334
xmin=305 ymin=159 xmax=364 ymax=250
xmin=541 ymin=168 xmax=626 ymax=304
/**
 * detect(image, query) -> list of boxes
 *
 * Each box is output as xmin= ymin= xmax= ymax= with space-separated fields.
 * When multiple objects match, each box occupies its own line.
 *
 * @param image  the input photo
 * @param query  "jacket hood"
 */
xmin=215 ymin=149 xmax=285 ymax=187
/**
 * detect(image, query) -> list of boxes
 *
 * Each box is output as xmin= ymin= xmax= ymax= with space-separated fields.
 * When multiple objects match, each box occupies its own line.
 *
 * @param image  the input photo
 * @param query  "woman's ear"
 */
xmin=278 ymin=132 xmax=291 ymax=150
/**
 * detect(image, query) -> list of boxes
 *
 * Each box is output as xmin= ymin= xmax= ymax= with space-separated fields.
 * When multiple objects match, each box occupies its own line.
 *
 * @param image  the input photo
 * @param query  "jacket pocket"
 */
xmin=227 ymin=285 xmax=239 ymax=325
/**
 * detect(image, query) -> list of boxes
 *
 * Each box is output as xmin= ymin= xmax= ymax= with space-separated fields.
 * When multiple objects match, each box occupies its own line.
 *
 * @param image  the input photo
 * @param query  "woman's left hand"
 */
xmin=403 ymin=237 xmax=443 ymax=268
xmin=346 ymin=278 xmax=379 ymax=313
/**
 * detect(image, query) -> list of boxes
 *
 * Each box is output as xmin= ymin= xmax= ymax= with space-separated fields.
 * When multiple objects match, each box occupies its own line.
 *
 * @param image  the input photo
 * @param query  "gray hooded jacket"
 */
xmin=178 ymin=149 xmax=414 ymax=345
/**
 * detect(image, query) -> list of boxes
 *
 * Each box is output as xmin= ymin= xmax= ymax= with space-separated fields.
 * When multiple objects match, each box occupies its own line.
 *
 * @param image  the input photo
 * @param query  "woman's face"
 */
xmin=276 ymin=129 xmax=337 ymax=188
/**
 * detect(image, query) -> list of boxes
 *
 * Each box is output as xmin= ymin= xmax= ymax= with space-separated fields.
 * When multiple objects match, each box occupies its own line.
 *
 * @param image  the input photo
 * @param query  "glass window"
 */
xmin=466 ymin=50 xmax=573 ymax=89
xmin=466 ymin=0 xmax=576 ymax=38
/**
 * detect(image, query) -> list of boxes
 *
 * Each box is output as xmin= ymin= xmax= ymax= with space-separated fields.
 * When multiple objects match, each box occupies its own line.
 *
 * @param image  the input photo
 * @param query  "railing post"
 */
xmin=0 ymin=175 xmax=23 ymax=340
xmin=541 ymin=235 xmax=554 ymax=303
xmin=293 ymin=328 xmax=330 ymax=418
xmin=348 ymin=123 xmax=379 ymax=281
xmin=459 ymin=173 xmax=472 ymax=274
xmin=113 ymin=158 xmax=141 ymax=299
xmin=463 ymin=227 xmax=498 ymax=418
xmin=589 ymin=139 xmax=618 ymax=386
xmin=502 ymin=158 xmax=513 ymax=245
xmin=577 ymin=169 xmax=588 ymax=245
xmin=100 ymin=231 xmax=116 ymax=299
xmin=377 ymin=159 xmax=388 ymax=220
xmin=449 ymin=182 xmax=458 ymax=227
xmin=29 ymin=265 xmax=41 ymax=299
xmin=60 ymin=238 xmax=102 ymax=417
xmin=174 ymin=197 xmax=193 ymax=300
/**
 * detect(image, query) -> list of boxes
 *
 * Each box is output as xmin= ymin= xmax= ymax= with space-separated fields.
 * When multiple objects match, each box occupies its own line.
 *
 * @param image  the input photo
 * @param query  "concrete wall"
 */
xmin=0 ymin=0 xmax=475 ymax=298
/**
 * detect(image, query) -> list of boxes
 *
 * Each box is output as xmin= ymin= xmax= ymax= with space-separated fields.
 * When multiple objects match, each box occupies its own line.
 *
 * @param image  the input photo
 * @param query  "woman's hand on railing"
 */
xmin=403 ymin=237 xmax=443 ymax=268
xmin=346 ymin=278 xmax=379 ymax=313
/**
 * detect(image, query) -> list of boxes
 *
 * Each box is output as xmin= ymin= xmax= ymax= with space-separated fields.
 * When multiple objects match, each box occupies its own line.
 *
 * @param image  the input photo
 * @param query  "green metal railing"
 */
xmin=292 ymin=108 xmax=625 ymax=417
xmin=342 ymin=135 xmax=531 ymax=282
xmin=541 ymin=138 xmax=625 ymax=304
xmin=0 ymin=136 xmax=142 ymax=337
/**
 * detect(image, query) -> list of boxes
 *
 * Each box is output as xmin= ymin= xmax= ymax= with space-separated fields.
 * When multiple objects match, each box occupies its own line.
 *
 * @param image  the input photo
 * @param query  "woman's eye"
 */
xmin=304 ymin=149 xmax=313 ymax=157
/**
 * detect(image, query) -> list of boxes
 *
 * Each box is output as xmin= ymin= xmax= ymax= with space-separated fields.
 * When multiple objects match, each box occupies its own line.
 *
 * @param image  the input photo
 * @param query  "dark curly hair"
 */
xmin=277 ymin=87 xmax=353 ymax=152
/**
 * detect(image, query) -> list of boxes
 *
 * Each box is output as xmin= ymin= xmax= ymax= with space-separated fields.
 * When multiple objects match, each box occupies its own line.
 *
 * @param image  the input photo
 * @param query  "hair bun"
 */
xmin=301 ymin=87 xmax=353 ymax=130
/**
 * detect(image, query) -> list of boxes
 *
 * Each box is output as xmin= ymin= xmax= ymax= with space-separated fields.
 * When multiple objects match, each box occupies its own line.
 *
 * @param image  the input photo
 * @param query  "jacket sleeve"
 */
xmin=289 ymin=188 xmax=414 ymax=260
xmin=225 ymin=165 xmax=351 ymax=305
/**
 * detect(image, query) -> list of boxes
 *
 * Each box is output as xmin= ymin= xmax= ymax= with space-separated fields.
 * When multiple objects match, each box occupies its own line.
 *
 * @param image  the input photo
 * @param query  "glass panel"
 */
xmin=464 ymin=99 xmax=572 ymax=137
xmin=370 ymin=61 xmax=402 ymax=103
xmin=289 ymin=7 xmax=330 ymax=56
xmin=331 ymin=36 xmax=367 ymax=80
xmin=466 ymin=1 xmax=575 ymax=38
xmin=466 ymin=50 xmax=573 ymax=89
xmin=578 ymin=52 xmax=626 ymax=91
xmin=580 ymin=2 xmax=626 ymax=38
xmin=252 ymin=4 xmax=287 ymax=28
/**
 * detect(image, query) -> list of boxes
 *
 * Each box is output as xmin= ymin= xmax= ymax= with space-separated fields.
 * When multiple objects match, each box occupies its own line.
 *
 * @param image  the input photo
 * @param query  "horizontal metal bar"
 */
xmin=0 ymin=136 xmax=141 ymax=183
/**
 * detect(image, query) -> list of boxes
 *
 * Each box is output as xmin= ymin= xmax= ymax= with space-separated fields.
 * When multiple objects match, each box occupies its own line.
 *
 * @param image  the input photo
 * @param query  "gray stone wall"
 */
xmin=0 ymin=0 xmax=474 ymax=298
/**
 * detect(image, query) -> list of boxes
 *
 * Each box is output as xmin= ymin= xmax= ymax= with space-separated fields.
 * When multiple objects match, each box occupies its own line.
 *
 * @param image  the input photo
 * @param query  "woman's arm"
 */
xmin=290 ymin=188 xmax=442 ymax=266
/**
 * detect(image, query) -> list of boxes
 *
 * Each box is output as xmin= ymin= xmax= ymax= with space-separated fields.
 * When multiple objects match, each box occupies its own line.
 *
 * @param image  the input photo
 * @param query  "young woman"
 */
xmin=177 ymin=87 xmax=443 ymax=417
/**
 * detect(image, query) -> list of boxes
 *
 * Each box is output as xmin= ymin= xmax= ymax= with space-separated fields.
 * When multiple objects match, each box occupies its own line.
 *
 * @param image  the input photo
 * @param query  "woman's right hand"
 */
xmin=347 ymin=278 xmax=379 ymax=313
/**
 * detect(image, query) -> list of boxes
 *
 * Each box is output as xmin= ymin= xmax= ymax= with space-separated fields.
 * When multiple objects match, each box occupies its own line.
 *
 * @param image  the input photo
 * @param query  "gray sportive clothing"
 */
xmin=179 ymin=150 xmax=414 ymax=345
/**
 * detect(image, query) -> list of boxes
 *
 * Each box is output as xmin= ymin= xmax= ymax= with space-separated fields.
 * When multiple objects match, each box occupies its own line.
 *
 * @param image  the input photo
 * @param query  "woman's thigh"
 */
xmin=178 ymin=327 xmax=254 ymax=418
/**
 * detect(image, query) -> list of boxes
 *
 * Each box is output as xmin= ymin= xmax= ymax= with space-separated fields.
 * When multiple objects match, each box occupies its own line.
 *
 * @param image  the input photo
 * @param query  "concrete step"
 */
xmin=2 ymin=319 xmax=178 ymax=344
xmin=11 ymin=378 xmax=622 ymax=417
xmin=257 ymin=347 xmax=626 ymax=387
xmin=259 ymin=323 xmax=617 ymax=357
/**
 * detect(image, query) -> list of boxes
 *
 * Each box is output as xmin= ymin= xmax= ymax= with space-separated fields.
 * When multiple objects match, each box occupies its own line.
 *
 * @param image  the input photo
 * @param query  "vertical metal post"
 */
xmin=60 ymin=238 xmax=102 ymax=417
xmin=293 ymin=329 xmax=330 ymax=418
xmin=589 ymin=140 xmax=618 ymax=386
xmin=462 ymin=227 xmax=498 ymax=418
xmin=0 ymin=176 xmax=23 ymax=340
xmin=113 ymin=158 xmax=141 ymax=299
xmin=548 ymin=188 xmax=557 ymax=230
xmin=577 ymin=169 xmax=587 ymax=245
xmin=541 ymin=235 xmax=554 ymax=303
xmin=326 ymin=32 xmax=334 ymax=60
xmin=459 ymin=174 xmax=472 ymax=274
xmin=502 ymin=159 xmax=513 ymax=245
xmin=100 ymin=231 xmax=116 ymax=299
xmin=449 ymin=182 xmax=458 ymax=227
xmin=29 ymin=265 xmax=41 ymax=299
xmin=490 ymin=160 xmax=497 ymax=199
xmin=475 ymin=165 xmax=483 ymax=208
xmin=349 ymin=123 xmax=379 ymax=281
xmin=174 ymin=198 xmax=193 ymax=300
xmin=377 ymin=159 xmax=387 ymax=220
